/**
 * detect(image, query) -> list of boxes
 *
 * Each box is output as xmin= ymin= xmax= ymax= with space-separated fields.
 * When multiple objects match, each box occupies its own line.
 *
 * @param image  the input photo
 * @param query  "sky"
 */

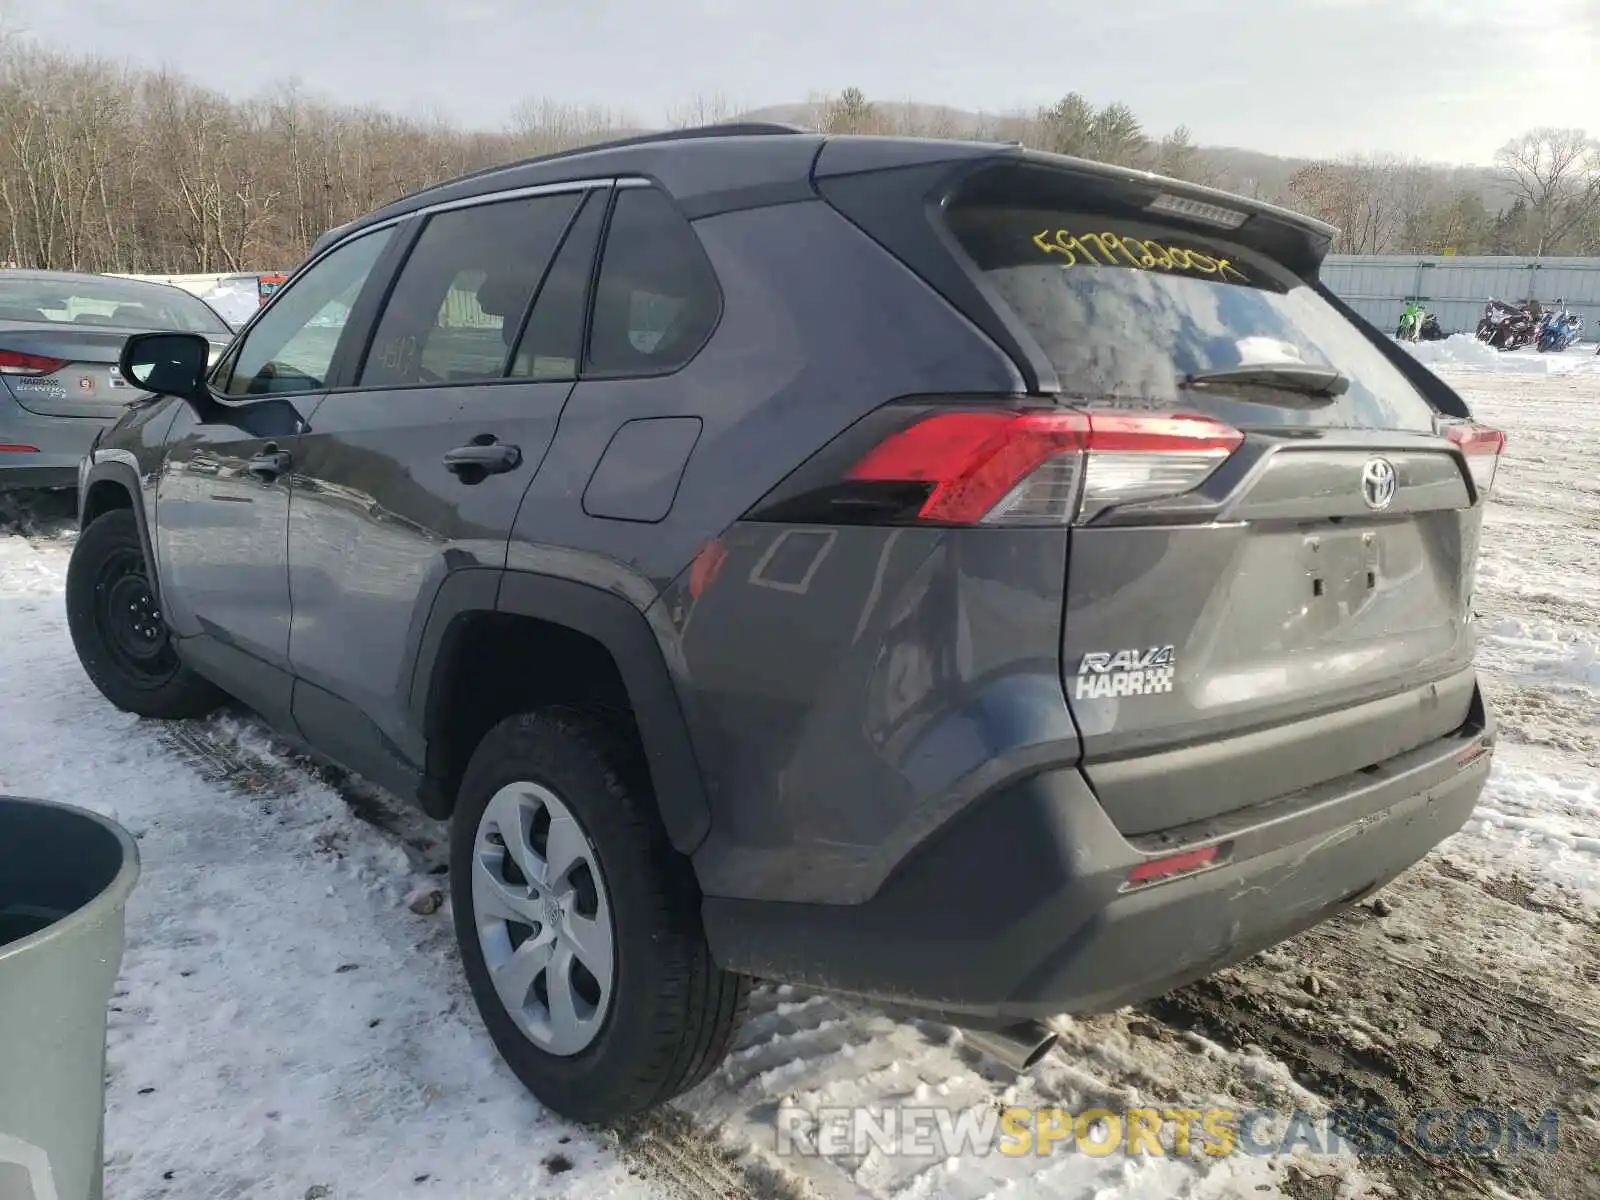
xmin=8 ymin=0 xmax=1596 ymax=165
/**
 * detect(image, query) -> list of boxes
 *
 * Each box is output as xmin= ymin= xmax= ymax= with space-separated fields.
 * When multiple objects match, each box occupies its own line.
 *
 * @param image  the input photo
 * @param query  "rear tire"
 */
xmin=450 ymin=707 xmax=748 ymax=1123
xmin=65 ymin=508 xmax=224 ymax=719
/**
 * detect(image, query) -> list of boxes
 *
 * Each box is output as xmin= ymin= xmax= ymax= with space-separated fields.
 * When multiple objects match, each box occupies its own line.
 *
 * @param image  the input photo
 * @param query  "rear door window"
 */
xmin=944 ymin=203 xmax=1439 ymax=430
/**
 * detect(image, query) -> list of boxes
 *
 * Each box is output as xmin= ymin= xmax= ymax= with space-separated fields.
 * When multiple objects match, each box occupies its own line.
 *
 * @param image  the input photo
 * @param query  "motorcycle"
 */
xmin=1490 ymin=307 xmax=1540 ymax=352
xmin=1395 ymin=304 xmax=1425 ymax=342
xmin=1475 ymin=298 xmax=1521 ymax=343
xmin=1419 ymin=312 xmax=1445 ymax=341
xmin=1536 ymin=304 xmax=1584 ymax=353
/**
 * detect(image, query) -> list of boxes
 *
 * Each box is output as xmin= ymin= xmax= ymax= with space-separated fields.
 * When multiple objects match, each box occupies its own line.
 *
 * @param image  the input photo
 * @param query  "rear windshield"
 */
xmin=944 ymin=203 xmax=1437 ymax=430
xmin=0 ymin=275 xmax=232 ymax=336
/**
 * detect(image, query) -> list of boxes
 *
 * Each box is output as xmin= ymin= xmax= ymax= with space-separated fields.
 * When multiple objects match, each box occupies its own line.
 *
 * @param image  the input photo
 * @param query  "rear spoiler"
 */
xmin=814 ymin=141 xmax=1337 ymax=277
xmin=1007 ymin=151 xmax=1336 ymax=278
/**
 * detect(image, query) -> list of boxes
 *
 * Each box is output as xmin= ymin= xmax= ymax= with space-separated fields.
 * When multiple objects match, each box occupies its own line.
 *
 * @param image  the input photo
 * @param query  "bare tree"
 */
xmin=507 ymin=98 xmax=630 ymax=157
xmin=668 ymin=93 xmax=737 ymax=129
xmin=0 ymin=41 xmax=1584 ymax=276
xmin=1495 ymin=128 xmax=1600 ymax=255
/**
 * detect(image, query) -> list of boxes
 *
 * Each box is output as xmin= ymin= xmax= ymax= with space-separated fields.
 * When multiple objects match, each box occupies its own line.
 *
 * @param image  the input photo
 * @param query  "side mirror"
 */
xmin=119 ymin=332 xmax=212 ymax=406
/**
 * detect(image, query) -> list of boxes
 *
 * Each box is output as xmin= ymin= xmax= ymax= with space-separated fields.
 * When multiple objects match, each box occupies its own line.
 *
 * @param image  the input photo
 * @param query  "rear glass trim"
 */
xmin=816 ymin=156 xmax=1063 ymax=394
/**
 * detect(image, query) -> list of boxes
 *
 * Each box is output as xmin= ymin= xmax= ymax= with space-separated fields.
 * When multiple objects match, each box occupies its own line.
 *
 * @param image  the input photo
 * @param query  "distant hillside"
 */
xmin=743 ymin=100 xmax=989 ymax=138
xmin=738 ymin=101 xmax=1514 ymax=211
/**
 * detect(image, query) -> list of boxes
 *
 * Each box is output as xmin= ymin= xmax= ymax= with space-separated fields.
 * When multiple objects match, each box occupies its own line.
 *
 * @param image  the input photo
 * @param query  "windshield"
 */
xmin=0 ymin=275 xmax=233 ymax=336
xmin=944 ymin=203 xmax=1438 ymax=431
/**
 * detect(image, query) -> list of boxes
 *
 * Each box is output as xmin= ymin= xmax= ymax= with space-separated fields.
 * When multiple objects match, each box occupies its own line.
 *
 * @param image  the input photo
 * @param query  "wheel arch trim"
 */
xmin=409 ymin=567 xmax=712 ymax=853
xmin=80 ymin=456 xmax=159 ymax=590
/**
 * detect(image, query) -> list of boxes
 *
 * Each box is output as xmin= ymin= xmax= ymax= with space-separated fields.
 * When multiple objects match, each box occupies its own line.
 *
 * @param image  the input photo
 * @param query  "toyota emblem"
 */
xmin=1361 ymin=458 xmax=1397 ymax=511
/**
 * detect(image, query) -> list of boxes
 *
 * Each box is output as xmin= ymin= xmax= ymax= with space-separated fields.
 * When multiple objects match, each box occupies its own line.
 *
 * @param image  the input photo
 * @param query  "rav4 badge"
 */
xmin=1075 ymin=646 xmax=1176 ymax=700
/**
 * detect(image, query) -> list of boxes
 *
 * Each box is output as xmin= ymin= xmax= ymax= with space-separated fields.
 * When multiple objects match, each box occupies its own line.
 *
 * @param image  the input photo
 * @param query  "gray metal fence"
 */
xmin=1321 ymin=255 xmax=1600 ymax=338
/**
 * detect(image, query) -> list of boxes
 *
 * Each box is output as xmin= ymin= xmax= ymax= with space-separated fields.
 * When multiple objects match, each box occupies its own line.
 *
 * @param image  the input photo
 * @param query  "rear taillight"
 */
xmin=831 ymin=407 xmax=1241 ymax=526
xmin=0 ymin=349 xmax=66 ymax=377
xmin=1443 ymin=421 xmax=1506 ymax=498
xmin=1072 ymin=413 xmax=1244 ymax=522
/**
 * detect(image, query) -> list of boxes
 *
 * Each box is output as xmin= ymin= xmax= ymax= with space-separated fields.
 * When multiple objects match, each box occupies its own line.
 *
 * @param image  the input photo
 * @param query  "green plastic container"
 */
xmin=0 ymin=796 xmax=140 ymax=1200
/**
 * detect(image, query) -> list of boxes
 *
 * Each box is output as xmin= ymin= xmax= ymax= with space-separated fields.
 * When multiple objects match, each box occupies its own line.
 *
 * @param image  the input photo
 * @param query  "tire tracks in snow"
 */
xmin=1149 ymin=371 xmax=1600 ymax=1199
xmin=156 ymin=717 xmax=826 ymax=1200
xmin=150 ymin=715 xmax=1326 ymax=1200
xmin=1145 ymin=848 xmax=1600 ymax=1199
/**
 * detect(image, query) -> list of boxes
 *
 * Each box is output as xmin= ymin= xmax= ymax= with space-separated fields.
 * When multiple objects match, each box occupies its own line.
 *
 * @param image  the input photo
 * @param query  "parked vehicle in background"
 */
xmin=67 ymin=125 xmax=1501 ymax=1123
xmin=0 ymin=271 xmax=234 ymax=490
xmin=255 ymin=273 xmax=288 ymax=305
xmin=1488 ymin=305 xmax=1540 ymax=351
xmin=1395 ymin=300 xmax=1425 ymax=341
xmin=1475 ymin=298 xmax=1521 ymax=343
xmin=1396 ymin=304 xmax=1444 ymax=343
xmin=1536 ymin=303 xmax=1584 ymax=353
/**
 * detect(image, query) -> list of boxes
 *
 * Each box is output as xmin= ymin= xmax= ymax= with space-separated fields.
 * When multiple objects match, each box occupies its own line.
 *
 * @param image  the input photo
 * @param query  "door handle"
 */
xmin=443 ymin=437 xmax=522 ymax=480
xmin=248 ymin=448 xmax=292 ymax=480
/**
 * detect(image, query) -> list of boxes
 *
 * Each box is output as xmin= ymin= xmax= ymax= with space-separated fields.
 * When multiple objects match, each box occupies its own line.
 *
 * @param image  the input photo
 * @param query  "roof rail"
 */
xmin=395 ymin=122 xmax=812 ymax=206
xmin=620 ymin=121 xmax=812 ymax=144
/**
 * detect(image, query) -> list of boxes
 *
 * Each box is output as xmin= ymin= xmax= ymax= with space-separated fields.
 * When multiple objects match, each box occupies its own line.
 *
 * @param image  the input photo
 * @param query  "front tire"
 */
xmin=450 ymin=708 xmax=748 ymax=1123
xmin=65 ymin=508 xmax=224 ymax=719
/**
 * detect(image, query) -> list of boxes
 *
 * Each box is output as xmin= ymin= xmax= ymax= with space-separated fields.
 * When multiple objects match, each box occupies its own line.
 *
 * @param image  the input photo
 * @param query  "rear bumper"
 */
xmin=703 ymin=688 xmax=1493 ymax=1019
xmin=0 ymin=400 xmax=106 ymax=490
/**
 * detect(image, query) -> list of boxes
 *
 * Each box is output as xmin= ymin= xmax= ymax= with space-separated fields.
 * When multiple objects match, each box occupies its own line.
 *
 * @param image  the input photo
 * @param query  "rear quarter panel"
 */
xmin=507 ymin=197 xmax=1025 ymax=591
xmin=503 ymin=198 xmax=1077 ymax=907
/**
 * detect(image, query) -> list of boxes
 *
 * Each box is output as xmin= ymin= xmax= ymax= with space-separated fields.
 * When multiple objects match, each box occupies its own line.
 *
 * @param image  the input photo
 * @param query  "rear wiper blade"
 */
xmin=1182 ymin=363 xmax=1351 ymax=398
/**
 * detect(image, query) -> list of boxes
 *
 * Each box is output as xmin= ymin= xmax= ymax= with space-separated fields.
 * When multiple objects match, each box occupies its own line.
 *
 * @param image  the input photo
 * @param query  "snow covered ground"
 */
xmin=0 ymin=341 xmax=1596 ymax=1200
xmin=1402 ymin=333 xmax=1600 ymax=377
xmin=196 ymin=279 xmax=267 ymax=328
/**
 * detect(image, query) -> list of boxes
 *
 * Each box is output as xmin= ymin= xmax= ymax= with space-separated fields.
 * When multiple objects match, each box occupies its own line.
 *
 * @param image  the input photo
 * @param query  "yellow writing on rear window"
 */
xmin=1031 ymin=229 xmax=1249 ymax=283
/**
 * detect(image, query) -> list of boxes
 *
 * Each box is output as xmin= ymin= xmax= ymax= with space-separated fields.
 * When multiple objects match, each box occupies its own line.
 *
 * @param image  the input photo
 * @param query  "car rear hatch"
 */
xmin=0 ymin=322 xmax=212 ymax=419
xmin=818 ymin=149 xmax=1502 ymax=836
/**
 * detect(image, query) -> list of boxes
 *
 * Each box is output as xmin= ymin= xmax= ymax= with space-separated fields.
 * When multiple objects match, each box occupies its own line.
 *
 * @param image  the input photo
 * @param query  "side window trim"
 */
xmin=208 ymin=342 xmax=240 ymax=393
xmin=581 ymin=187 xmax=620 ymax=373
xmin=331 ymin=214 xmax=426 ymax=390
xmin=494 ymin=189 xmax=596 ymax=379
xmin=321 ymin=178 xmax=617 ymax=397
xmin=323 ymin=216 xmax=421 ymax=391
xmin=207 ymin=173 xmax=633 ymax=388
xmin=502 ymin=184 xmax=612 ymax=381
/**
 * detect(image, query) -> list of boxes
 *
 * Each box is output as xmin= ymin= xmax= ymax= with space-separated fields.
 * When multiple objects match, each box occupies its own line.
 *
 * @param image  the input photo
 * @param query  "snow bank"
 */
xmin=1473 ymin=755 xmax=1600 ymax=910
xmin=196 ymin=279 xmax=262 ymax=329
xmin=1397 ymin=333 xmax=1600 ymax=375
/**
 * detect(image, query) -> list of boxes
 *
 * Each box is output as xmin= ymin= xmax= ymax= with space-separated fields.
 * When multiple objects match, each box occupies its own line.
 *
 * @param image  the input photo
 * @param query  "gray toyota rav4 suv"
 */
xmin=67 ymin=124 xmax=1501 ymax=1122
